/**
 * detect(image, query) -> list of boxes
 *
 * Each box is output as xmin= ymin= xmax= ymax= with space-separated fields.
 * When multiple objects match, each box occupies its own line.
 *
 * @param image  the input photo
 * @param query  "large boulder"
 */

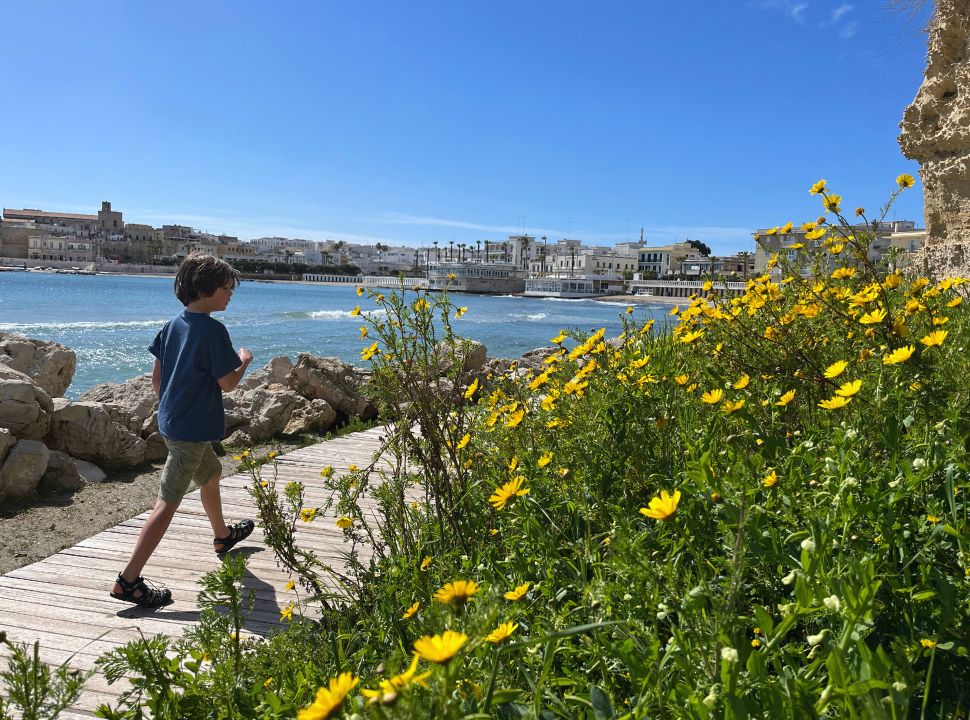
xmin=79 ymin=374 xmax=157 ymax=436
xmin=0 ymin=439 xmax=50 ymax=505
xmin=436 ymin=338 xmax=487 ymax=376
xmin=0 ymin=379 xmax=54 ymax=440
xmin=38 ymin=450 xmax=84 ymax=494
xmin=287 ymin=354 xmax=375 ymax=419
xmin=45 ymin=399 xmax=146 ymax=469
xmin=0 ymin=333 xmax=76 ymax=398
xmin=236 ymin=356 xmax=294 ymax=393
xmin=226 ymin=386 xmax=337 ymax=442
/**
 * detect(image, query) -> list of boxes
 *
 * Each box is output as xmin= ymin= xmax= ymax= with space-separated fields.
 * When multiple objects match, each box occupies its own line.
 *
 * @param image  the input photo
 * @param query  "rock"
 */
xmin=0 ymin=365 xmax=35 ymax=384
xmin=283 ymin=398 xmax=338 ymax=435
xmin=72 ymin=459 xmax=106 ymax=484
xmin=46 ymin=400 xmax=146 ymax=469
xmin=0 ymin=428 xmax=13 ymax=465
xmin=0 ymin=333 xmax=76 ymax=398
xmin=436 ymin=338 xmax=487 ymax=376
xmin=518 ymin=346 xmax=559 ymax=371
xmin=225 ymin=429 xmax=254 ymax=447
xmin=287 ymin=354 xmax=375 ymax=419
xmin=236 ymin=356 xmax=294 ymax=392
xmin=38 ymin=450 xmax=84 ymax=493
xmin=144 ymin=432 xmax=168 ymax=462
xmin=0 ymin=379 xmax=54 ymax=440
xmin=0 ymin=439 xmax=50 ymax=504
xmin=899 ymin=0 xmax=970 ymax=247
xmin=79 ymin=374 xmax=157 ymax=435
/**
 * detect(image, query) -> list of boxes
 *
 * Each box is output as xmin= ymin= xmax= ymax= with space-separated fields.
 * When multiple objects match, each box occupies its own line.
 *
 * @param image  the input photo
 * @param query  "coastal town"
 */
xmin=0 ymin=200 xmax=926 ymax=299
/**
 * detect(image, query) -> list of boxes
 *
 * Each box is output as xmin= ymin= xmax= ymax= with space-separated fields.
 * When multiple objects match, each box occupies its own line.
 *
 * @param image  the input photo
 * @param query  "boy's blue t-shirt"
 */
xmin=149 ymin=310 xmax=241 ymax=442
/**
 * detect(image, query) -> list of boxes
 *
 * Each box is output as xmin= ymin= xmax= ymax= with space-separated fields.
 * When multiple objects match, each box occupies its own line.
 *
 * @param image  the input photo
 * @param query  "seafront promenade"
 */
xmin=0 ymin=426 xmax=390 ymax=718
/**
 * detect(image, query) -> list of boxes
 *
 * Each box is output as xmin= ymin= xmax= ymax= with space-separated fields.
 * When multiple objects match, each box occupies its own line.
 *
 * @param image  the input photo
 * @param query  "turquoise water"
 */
xmin=0 ymin=272 xmax=669 ymax=397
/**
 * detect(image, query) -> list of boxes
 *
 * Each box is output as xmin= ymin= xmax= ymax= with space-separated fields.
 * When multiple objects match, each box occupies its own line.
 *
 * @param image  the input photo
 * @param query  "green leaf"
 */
xmin=590 ymin=685 xmax=616 ymax=720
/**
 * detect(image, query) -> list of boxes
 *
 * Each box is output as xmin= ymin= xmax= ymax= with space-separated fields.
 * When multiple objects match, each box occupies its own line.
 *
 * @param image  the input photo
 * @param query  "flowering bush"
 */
xmin=78 ymin=177 xmax=970 ymax=719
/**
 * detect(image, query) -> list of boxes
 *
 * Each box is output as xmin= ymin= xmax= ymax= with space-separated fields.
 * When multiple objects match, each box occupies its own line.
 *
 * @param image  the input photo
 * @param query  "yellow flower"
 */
xmin=541 ymin=395 xmax=556 ymax=412
xmin=361 ymin=341 xmax=379 ymax=360
xmin=780 ymin=221 xmax=793 ymax=233
xmin=537 ymin=451 xmax=554 ymax=468
xmin=829 ymin=242 xmax=845 ymax=254
xmin=320 ymin=465 xmax=334 ymax=478
xmin=787 ymin=242 xmax=805 ymax=250
xmin=733 ymin=374 xmax=750 ymax=390
xmin=455 ymin=306 xmax=468 ymax=318
xmin=464 ymin=378 xmax=479 ymax=399
xmin=267 ymin=450 xmax=278 ymax=459
xmin=721 ymin=398 xmax=745 ymax=413
xmin=350 ymin=305 xmax=361 ymax=317
xmin=932 ymin=316 xmax=949 ymax=326
xmin=919 ymin=638 xmax=937 ymax=649
xmin=831 ymin=267 xmax=856 ymax=280
xmin=859 ymin=308 xmax=887 ymax=325
xmin=947 ymin=296 xmax=962 ymax=308
xmin=679 ymin=329 xmax=704 ymax=344
xmin=402 ymin=601 xmax=421 ymax=619
xmin=434 ymin=579 xmax=479 ymax=605
xmin=669 ymin=305 xmax=680 ymax=316
xmin=926 ymin=514 xmax=941 ymax=524
xmin=809 ymin=179 xmax=827 ymax=195
xmin=700 ymin=389 xmax=724 ymax=405
xmin=823 ymin=194 xmax=842 ymax=213
xmin=297 ymin=672 xmax=360 ymax=720
xmin=485 ymin=622 xmax=519 ymax=644
xmin=420 ymin=556 xmax=432 ymax=571
xmin=504 ymin=582 xmax=531 ymax=601
xmin=285 ymin=580 xmax=296 ymax=592
xmin=456 ymin=433 xmax=470 ymax=450
xmin=626 ymin=305 xmax=634 ymax=314
xmin=920 ymin=330 xmax=948 ymax=348
xmin=818 ymin=396 xmax=851 ymax=410
xmin=300 ymin=508 xmax=318 ymax=523
xmin=335 ymin=516 xmax=353 ymax=529
xmin=835 ymin=379 xmax=862 ymax=397
xmin=489 ymin=476 xmax=530 ymax=510
xmin=551 ymin=331 xmax=567 ymax=344
xmin=762 ymin=470 xmax=777 ymax=488
xmin=639 ymin=489 xmax=681 ymax=521
xmin=361 ymin=655 xmax=430 ymax=705
xmin=764 ymin=226 xmax=778 ymax=236
xmin=823 ymin=360 xmax=847 ymax=379
xmin=280 ymin=602 xmax=295 ymax=621
xmin=356 ymin=286 xmax=364 ymax=296
xmin=348 ymin=464 xmax=359 ymax=472
xmin=506 ymin=408 xmax=525 ymax=428
xmin=896 ymin=173 xmax=916 ymax=189
xmin=883 ymin=273 xmax=904 ymax=289
xmin=674 ymin=374 xmax=689 ymax=385
xmin=508 ymin=456 xmax=519 ymax=472
xmin=776 ymin=389 xmax=796 ymax=407
xmin=413 ymin=297 xmax=430 ymax=312
xmin=414 ymin=631 xmax=468 ymax=664
xmin=883 ymin=345 xmax=915 ymax=365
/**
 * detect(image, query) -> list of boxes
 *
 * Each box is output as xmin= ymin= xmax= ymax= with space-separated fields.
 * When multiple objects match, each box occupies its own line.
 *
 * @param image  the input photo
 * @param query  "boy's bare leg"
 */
xmin=113 ymin=498 xmax=180 ymax=594
xmin=200 ymin=472 xmax=231 ymax=542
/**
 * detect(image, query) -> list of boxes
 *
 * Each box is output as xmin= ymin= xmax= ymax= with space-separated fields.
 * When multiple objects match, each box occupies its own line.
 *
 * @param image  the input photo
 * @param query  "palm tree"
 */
xmin=448 ymin=240 xmax=454 ymax=262
xmin=433 ymin=240 xmax=439 ymax=263
xmin=476 ymin=239 xmax=482 ymax=263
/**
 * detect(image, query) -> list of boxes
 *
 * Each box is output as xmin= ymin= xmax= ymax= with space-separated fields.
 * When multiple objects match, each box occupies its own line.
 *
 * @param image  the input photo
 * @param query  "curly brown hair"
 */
xmin=173 ymin=253 xmax=241 ymax=305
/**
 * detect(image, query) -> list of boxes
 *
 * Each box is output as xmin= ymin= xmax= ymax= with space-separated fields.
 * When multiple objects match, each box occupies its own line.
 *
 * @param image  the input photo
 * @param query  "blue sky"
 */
xmin=0 ymin=1 xmax=933 ymax=255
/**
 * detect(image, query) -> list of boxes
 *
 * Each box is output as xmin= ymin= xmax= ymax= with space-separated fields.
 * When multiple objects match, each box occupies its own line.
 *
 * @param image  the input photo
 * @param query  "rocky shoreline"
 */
xmin=0 ymin=330 xmax=513 ymax=574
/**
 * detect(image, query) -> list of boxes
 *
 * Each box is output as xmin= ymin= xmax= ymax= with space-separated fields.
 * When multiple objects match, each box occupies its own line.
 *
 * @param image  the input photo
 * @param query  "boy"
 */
xmin=110 ymin=253 xmax=255 ymax=608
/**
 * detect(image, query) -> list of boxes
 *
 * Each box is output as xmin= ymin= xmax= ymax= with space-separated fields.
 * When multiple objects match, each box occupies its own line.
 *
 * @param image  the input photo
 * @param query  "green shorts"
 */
xmin=159 ymin=438 xmax=222 ymax=503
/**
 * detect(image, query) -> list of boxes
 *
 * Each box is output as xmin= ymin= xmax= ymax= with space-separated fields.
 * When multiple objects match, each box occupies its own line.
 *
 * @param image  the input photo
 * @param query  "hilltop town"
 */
xmin=0 ymin=201 xmax=926 ymax=298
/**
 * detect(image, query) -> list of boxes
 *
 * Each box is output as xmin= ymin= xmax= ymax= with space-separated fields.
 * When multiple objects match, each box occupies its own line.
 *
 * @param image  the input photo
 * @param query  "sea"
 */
xmin=0 ymin=272 xmax=671 ymax=398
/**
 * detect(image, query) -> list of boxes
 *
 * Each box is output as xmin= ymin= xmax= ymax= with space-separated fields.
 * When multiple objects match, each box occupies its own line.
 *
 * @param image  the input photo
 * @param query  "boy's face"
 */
xmin=201 ymin=283 xmax=234 ymax=312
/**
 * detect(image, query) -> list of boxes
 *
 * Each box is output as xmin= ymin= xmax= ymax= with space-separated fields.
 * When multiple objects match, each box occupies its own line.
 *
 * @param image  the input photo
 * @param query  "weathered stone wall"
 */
xmin=899 ymin=0 xmax=970 ymax=246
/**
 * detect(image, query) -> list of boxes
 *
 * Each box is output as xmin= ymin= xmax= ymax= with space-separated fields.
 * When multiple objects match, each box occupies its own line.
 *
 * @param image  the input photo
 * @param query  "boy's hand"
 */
xmin=239 ymin=348 xmax=253 ymax=365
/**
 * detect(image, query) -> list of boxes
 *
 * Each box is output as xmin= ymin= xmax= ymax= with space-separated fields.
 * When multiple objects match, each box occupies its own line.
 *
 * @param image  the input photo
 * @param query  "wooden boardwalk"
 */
xmin=0 ymin=426 xmax=390 ymax=718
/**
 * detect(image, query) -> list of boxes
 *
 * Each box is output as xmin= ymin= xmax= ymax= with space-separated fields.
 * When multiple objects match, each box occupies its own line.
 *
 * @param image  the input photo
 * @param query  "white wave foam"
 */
xmin=593 ymin=300 xmax=632 ymax=307
xmin=306 ymin=309 xmax=387 ymax=320
xmin=0 ymin=319 xmax=167 ymax=332
xmin=509 ymin=312 xmax=548 ymax=321
xmin=542 ymin=297 xmax=590 ymax=303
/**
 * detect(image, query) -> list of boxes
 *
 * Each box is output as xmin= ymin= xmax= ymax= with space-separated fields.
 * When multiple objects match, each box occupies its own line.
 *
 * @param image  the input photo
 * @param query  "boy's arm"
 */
xmin=217 ymin=348 xmax=254 ymax=392
xmin=152 ymin=358 xmax=161 ymax=396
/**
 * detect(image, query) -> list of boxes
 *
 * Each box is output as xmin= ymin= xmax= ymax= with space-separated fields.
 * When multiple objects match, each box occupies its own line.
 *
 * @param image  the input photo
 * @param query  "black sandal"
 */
xmin=109 ymin=574 xmax=173 ymax=608
xmin=214 ymin=519 xmax=255 ymax=554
